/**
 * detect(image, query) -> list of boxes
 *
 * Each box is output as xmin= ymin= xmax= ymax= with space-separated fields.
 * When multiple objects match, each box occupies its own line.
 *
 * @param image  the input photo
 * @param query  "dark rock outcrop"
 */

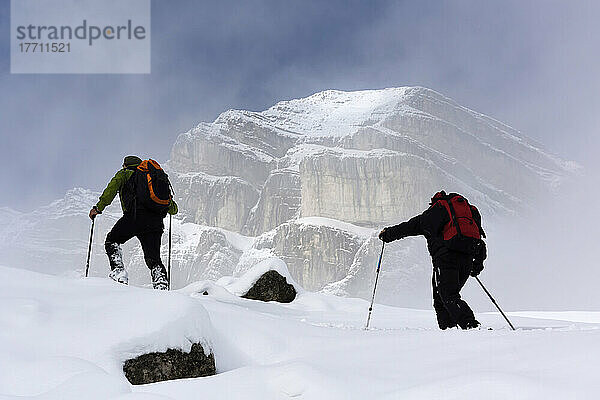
xmin=242 ymin=270 xmax=297 ymax=303
xmin=123 ymin=343 xmax=215 ymax=385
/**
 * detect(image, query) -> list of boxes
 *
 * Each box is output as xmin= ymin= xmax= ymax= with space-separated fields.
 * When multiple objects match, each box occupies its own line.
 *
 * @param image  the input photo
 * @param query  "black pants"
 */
xmin=105 ymin=212 xmax=165 ymax=272
xmin=432 ymin=252 xmax=477 ymax=329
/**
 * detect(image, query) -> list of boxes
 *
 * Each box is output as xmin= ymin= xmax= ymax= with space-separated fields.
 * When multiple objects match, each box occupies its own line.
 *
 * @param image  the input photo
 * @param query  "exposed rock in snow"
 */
xmin=123 ymin=343 xmax=215 ymax=385
xmin=242 ymin=270 xmax=297 ymax=303
xmin=196 ymin=257 xmax=298 ymax=302
xmin=220 ymin=256 xmax=303 ymax=296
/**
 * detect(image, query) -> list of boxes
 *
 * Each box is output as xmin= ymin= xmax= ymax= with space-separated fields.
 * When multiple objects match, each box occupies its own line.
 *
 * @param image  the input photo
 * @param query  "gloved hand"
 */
xmin=379 ymin=228 xmax=392 ymax=243
xmin=473 ymin=239 xmax=487 ymax=261
xmin=470 ymin=261 xmax=484 ymax=277
xmin=89 ymin=206 xmax=101 ymax=220
xmin=470 ymin=239 xmax=486 ymax=277
xmin=167 ymin=199 xmax=179 ymax=216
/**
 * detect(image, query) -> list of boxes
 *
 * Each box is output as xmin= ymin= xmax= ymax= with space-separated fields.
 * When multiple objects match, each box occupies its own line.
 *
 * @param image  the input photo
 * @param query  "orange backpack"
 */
xmin=129 ymin=159 xmax=172 ymax=216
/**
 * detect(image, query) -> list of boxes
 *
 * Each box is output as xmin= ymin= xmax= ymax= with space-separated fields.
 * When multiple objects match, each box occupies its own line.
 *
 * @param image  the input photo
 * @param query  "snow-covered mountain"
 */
xmin=170 ymin=87 xmax=575 ymax=229
xmin=0 ymin=87 xmax=577 ymax=307
xmin=166 ymin=87 xmax=576 ymax=305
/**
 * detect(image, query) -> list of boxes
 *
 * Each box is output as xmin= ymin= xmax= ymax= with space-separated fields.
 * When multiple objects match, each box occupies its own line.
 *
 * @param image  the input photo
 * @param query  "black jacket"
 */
xmin=381 ymin=202 xmax=485 ymax=260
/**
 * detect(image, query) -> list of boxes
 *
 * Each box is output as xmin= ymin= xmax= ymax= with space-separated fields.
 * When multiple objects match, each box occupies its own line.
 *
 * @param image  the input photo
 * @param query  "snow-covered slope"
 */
xmin=0 ymin=265 xmax=214 ymax=399
xmin=1 ymin=265 xmax=599 ymax=399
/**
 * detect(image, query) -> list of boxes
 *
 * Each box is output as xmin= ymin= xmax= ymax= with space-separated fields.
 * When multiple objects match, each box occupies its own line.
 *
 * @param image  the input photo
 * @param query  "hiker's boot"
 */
xmin=106 ymin=241 xmax=128 ymax=285
xmin=150 ymin=264 xmax=169 ymax=290
xmin=462 ymin=319 xmax=481 ymax=330
xmin=438 ymin=321 xmax=458 ymax=330
xmin=109 ymin=266 xmax=128 ymax=285
xmin=105 ymin=242 xmax=125 ymax=270
xmin=435 ymin=309 xmax=458 ymax=330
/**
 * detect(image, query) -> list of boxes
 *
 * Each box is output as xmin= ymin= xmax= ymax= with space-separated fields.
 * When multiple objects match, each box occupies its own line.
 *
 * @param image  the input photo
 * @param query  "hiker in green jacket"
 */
xmin=89 ymin=155 xmax=178 ymax=289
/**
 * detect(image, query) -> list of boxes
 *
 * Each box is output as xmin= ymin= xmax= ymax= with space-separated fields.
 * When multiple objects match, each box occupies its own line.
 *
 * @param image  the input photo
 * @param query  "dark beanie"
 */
xmin=123 ymin=155 xmax=142 ymax=167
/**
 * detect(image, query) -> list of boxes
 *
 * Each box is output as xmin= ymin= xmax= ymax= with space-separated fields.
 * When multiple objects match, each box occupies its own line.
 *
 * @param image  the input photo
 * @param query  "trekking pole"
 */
xmin=168 ymin=214 xmax=172 ymax=290
xmin=365 ymin=242 xmax=385 ymax=330
xmin=85 ymin=218 xmax=95 ymax=278
xmin=474 ymin=276 xmax=516 ymax=330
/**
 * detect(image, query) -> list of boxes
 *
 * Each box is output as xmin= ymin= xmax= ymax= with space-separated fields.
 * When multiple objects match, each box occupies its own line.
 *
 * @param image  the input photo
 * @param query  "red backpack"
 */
xmin=431 ymin=192 xmax=482 ymax=254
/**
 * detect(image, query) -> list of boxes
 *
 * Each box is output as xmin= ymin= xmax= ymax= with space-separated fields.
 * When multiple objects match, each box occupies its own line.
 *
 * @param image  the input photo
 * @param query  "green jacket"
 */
xmin=96 ymin=168 xmax=178 ymax=215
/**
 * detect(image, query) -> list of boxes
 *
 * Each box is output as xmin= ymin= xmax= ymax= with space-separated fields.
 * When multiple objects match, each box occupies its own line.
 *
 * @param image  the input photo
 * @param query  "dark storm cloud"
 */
xmin=1 ymin=0 xmax=599 ymax=209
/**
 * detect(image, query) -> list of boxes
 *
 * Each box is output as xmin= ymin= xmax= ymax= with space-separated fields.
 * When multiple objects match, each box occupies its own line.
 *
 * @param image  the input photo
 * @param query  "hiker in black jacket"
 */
xmin=379 ymin=191 xmax=486 ymax=330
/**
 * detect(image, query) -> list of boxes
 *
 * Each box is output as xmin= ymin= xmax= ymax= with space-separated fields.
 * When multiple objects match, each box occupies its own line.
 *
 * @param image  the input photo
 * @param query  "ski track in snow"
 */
xmin=1 ymin=265 xmax=599 ymax=400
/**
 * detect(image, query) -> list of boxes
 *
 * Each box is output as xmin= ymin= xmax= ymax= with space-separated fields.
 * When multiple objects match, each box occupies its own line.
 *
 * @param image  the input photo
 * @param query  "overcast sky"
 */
xmin=1 ymin=0 xmax=599 ymax=210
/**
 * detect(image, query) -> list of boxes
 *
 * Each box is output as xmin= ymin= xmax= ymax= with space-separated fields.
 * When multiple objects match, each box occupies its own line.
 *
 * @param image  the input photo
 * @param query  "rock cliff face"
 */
xmin=243 ymin=169 xmax=301 ymax=236
xmin=297 ymin=146 xmax=459 ymax=225
xmin=174 ymin=172 xmax=259 ymax=232
xmin=127 ymin=223 xmax=246 ymax=289
xmin=170 ymin=124 xmax=274 ymax=187
xmin=170 ymin=87 xmax=572 ymax=232
xmin=1 ymin=88 xmax=577 ymax=308
xmin=162 ymin=87 xmax=575 ymax=306
xmin=250 ymin=219 xmax=369 ymax=291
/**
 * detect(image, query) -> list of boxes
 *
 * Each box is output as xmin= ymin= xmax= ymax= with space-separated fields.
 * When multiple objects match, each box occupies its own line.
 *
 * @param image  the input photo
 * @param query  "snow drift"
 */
xmin=1 ymin=264 xmax=600 ymax=399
